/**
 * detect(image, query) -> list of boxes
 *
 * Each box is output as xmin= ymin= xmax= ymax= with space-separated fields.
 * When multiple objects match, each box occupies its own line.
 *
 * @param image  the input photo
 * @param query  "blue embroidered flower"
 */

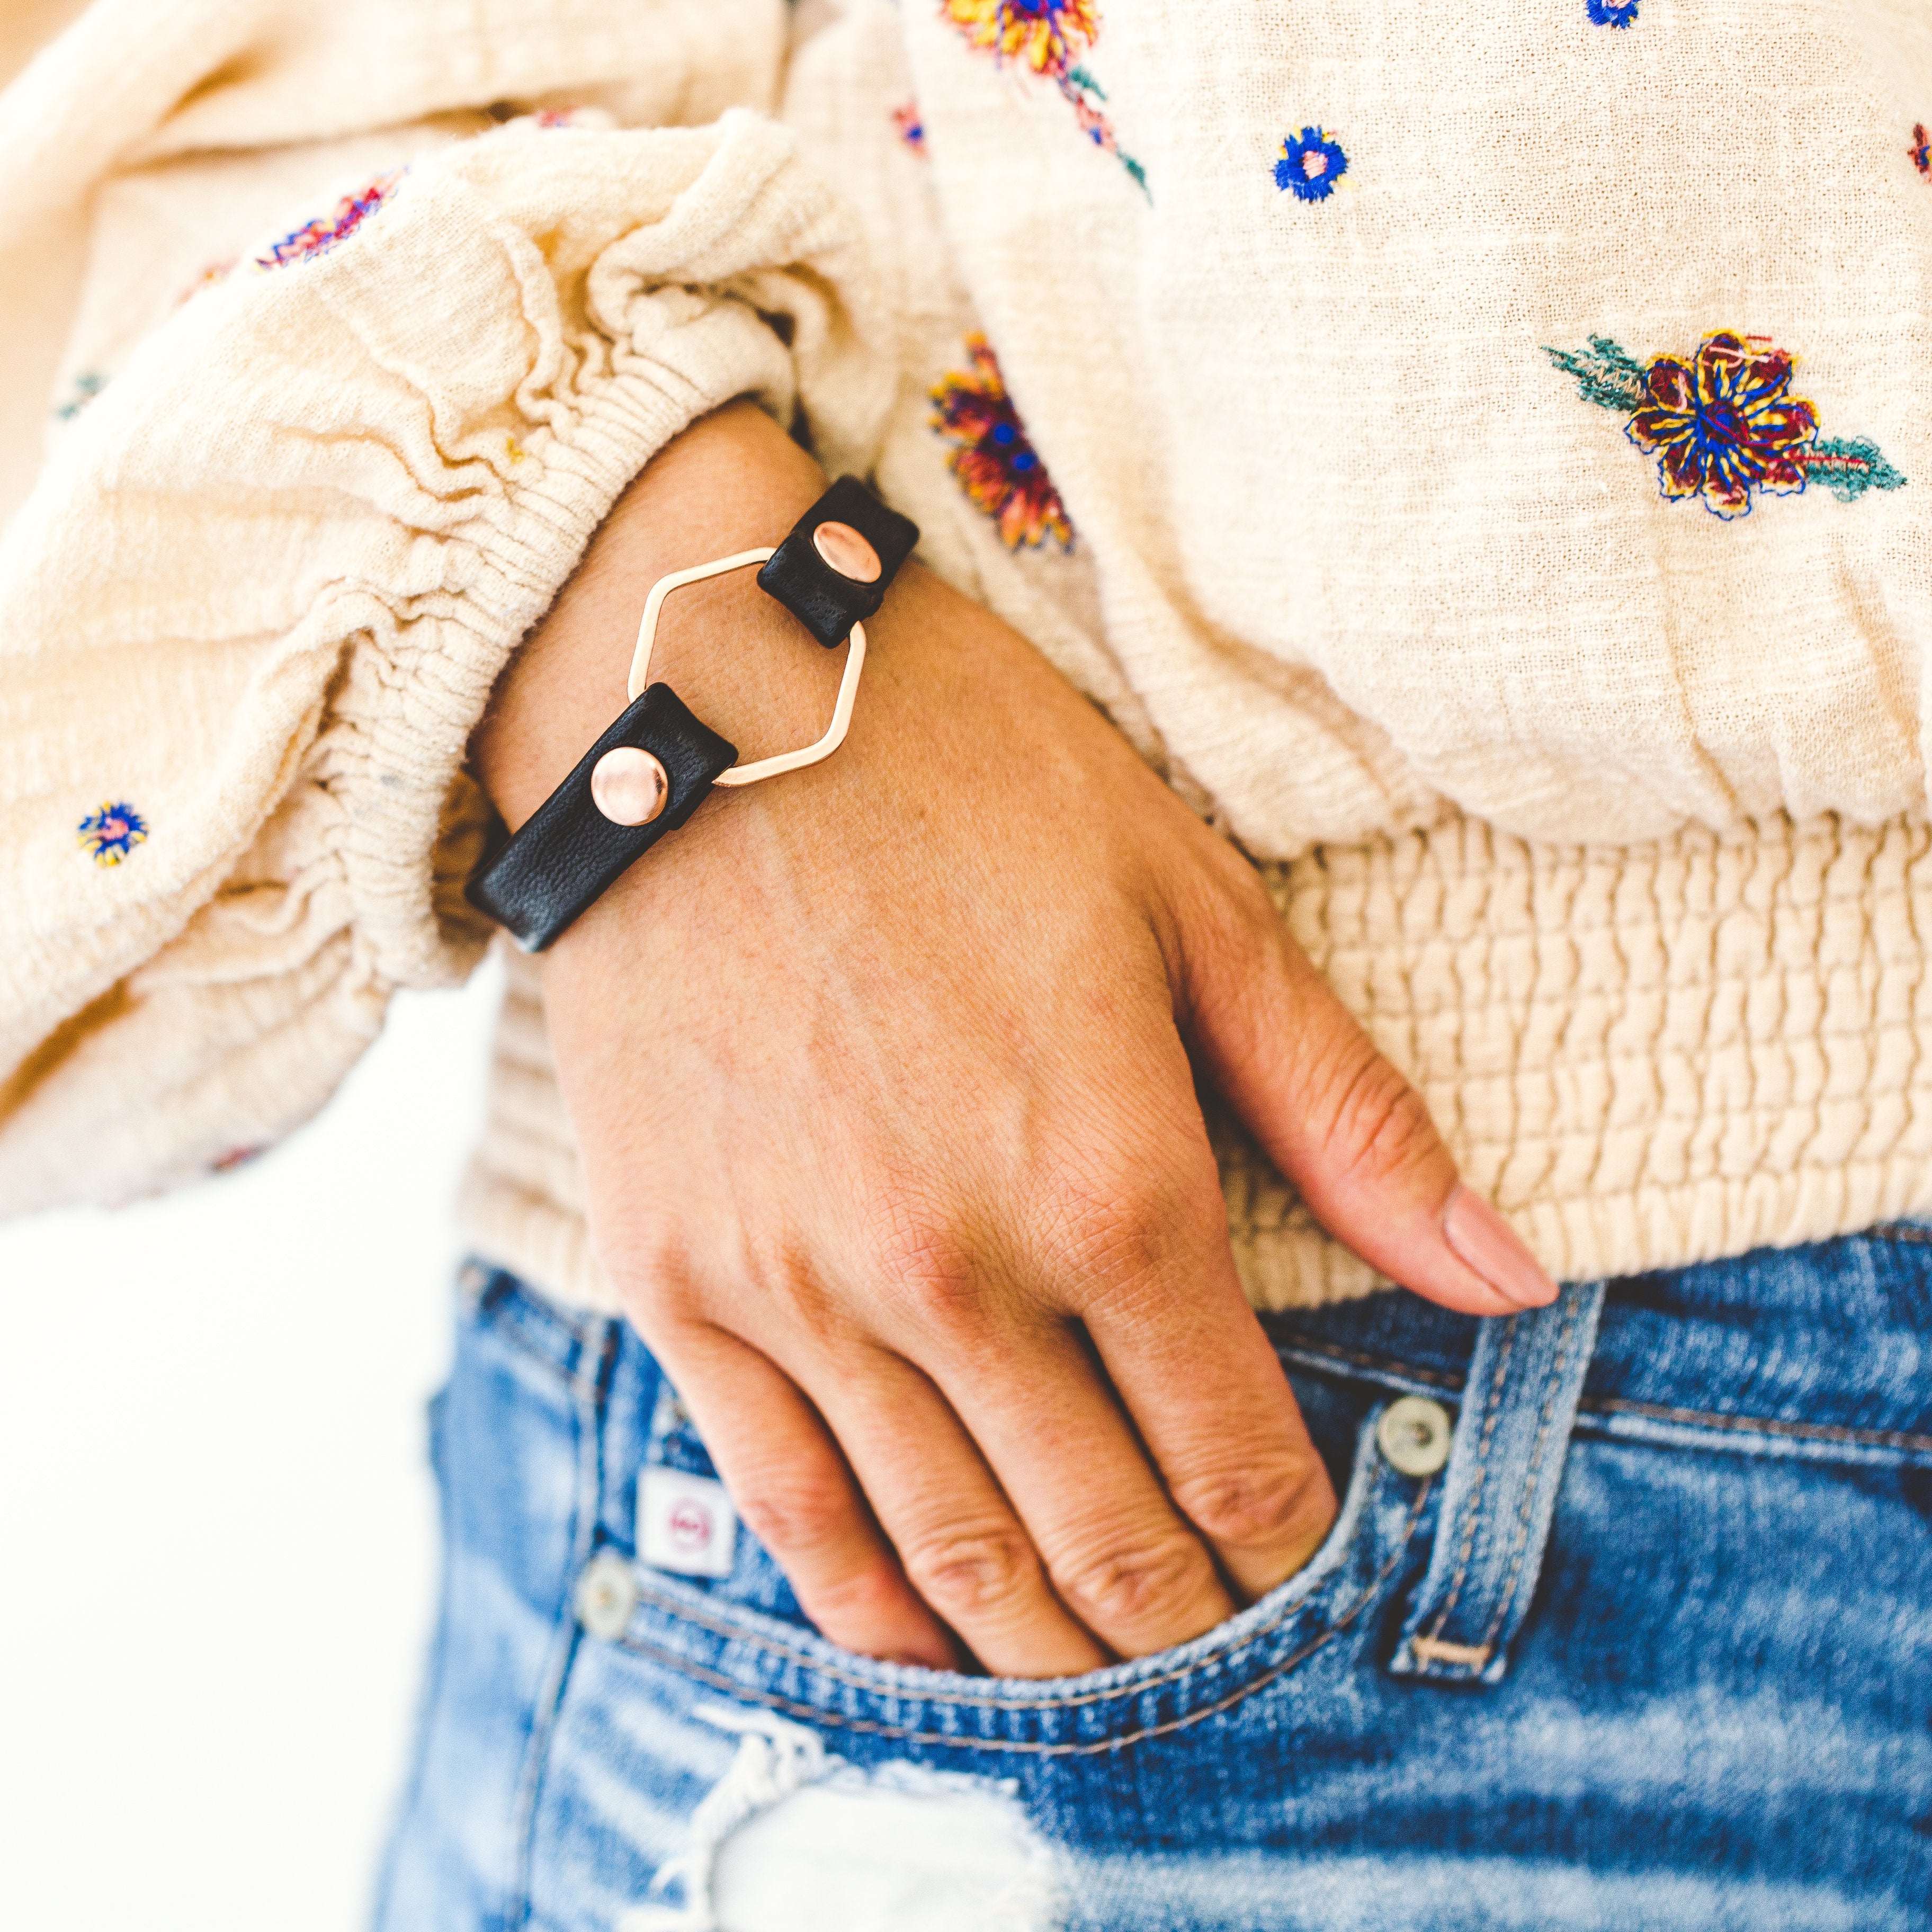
xmin=1587 ymin=0 xmax=1640 ymax=26
xmin=78 ymin=801 xmax=147 ymax=865
xmin=1275 ymin=127 xmax=1348 ymax=202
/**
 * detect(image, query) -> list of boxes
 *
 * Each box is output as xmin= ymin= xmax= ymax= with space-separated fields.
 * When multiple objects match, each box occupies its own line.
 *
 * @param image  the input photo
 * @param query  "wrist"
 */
xmin=472 ymin=400 xmax=830 ymax=830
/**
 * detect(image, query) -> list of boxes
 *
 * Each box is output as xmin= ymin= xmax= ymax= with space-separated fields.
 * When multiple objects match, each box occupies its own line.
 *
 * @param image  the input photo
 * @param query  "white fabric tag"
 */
xmin=638 ymin=1466 xmax=738 ymax=1579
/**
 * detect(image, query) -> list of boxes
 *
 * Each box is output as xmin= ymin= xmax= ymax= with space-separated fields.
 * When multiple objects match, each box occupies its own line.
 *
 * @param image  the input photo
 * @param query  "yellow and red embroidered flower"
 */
xmin=931 ymin=335 xmax=1072 ymax=550
xmin=941 ymin=0 xmax=1098 ymax=78
xmin=1548 ymin=330 xmax=1904 ymax=518
xmin=1625 ymin=333 xmax=1818 ymax=520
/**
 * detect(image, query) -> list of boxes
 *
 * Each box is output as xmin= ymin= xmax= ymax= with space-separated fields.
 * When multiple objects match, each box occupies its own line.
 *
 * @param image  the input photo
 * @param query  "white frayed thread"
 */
xmin=623 ymin=1707 xmax=835 ymax=1931
xmin=618 ymin=1707 xmax=1063 ymax=1932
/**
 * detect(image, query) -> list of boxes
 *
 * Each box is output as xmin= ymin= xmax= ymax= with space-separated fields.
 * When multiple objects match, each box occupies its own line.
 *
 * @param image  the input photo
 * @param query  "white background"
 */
xmin=0 ymin=961 xmax=504 ymax=1932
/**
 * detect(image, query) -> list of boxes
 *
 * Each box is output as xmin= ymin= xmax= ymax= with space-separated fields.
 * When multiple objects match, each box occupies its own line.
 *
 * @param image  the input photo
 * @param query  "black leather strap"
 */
xmin=466 ymin=683 xmax=737 ymax=952
xmin=756 ymin=474 xmax=919 ymax=648
xmin=466 ymin=478 xmax=915 ymax=952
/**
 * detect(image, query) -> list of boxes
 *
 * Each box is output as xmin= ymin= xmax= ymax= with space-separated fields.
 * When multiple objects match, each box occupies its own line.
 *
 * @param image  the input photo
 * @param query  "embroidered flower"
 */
xmin=893 ymin=101 xmax=927 ymax=151
xmin=1912 ymin=123 xmax=1931 ymax=178
xmin=1586 ymin=0 xmax=1640 ymax=26
xmin=256 ymin=172 xmax=401 ymax=271
xmin=942 ymin=0 xmax=1146 ymax=192
xmin=931 ymin=335 xmax=1073 ymax=551
xmin=1545 ymin=330 xmax=1906 ymax=517
xmin=1629 ymin=333 xmax=1819 ymax=517
xmin=78 ymin=801 xmax=148 ymax=865
xmin=941 ymin=0 xmax=1097 ymax=78
xmin=1275 ymin=127 xmax=1349 ymax=202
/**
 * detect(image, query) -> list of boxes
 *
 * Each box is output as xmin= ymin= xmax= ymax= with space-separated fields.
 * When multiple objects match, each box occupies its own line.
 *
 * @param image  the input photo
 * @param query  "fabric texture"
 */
xmin=376 ymin=1237 xmax=1932 ymax=1927
xmin=6 ymin=0 xmax=1932 ymax=1309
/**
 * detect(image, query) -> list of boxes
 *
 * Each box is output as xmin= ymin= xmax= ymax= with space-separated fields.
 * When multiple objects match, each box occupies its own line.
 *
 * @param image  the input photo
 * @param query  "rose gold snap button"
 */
xmin=590 ymin=747 xmax=669 ymax=826
xmin=811 ymin=520 xmax=882 ymax=584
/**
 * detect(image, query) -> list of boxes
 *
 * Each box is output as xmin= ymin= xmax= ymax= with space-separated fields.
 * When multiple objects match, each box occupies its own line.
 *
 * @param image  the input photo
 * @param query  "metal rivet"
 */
xmin=811 ymin=520 xmax=882 ymax=584
xmin=1376 ymin=1396 xmax=1454 ymax=1477
xmin=576 ymin=1552 xmax=639 ymax=1640
xmin=590 ymin=747 xmax=668 ymax=827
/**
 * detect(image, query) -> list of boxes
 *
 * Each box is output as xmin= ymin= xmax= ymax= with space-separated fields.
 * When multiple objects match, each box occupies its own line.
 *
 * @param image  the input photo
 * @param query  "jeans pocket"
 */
xmin=580 ymin=1402 xmax=1438 ymax=1758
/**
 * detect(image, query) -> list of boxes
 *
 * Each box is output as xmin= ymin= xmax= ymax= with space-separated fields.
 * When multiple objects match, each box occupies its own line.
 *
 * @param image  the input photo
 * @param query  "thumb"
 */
xmin=1175 ymin=874 xmax=1558 ymax=1317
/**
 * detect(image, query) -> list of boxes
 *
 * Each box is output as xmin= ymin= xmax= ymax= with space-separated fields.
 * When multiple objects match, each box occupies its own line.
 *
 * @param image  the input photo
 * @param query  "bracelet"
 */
xmin=466 ymin=476 xmax=918 ymax=952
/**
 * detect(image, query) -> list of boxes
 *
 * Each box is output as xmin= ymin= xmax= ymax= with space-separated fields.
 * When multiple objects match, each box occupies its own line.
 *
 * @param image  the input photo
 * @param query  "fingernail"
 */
xmin=1442 ymin=1186 xmax=1559 ymax=1309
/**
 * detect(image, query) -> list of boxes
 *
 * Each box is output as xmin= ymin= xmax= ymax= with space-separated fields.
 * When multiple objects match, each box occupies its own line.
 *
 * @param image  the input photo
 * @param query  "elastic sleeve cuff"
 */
xmin=0 ymin=110 xmax=888 ymax=1212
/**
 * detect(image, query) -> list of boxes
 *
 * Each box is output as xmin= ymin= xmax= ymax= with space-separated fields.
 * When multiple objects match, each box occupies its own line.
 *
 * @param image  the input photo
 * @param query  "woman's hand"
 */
xmin=475 ymin=403 xmax=1555 ymax=1678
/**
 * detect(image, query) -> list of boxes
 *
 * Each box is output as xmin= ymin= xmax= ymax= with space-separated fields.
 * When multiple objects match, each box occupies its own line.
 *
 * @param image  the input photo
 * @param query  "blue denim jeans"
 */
xmin=377 ymin=1229 xmax=1932 ymax=1930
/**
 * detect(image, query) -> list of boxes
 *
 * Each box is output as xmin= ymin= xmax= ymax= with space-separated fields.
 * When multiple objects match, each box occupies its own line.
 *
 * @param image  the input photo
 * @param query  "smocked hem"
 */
xmin=460 ymin=804 xmax=1932 ymax=1316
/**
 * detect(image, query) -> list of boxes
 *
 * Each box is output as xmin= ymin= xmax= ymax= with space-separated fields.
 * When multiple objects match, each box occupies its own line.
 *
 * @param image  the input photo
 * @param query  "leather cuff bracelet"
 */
xmin=467 ymin=476 xmax=918 ymax=952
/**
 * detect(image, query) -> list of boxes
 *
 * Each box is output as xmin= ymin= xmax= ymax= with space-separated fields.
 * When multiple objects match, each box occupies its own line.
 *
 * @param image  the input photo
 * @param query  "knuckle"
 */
xmin=866 ymin=1194 xmax=982 ymax=1329
xmin=1056 ymin=1532 xmax=1217 ymax=1635
xmin=900 ymin=1525 xmax=1042 ymax=1625
xmin=740 ymin=1230 xmax=839 ymax=1334
xmin=1305 ymin=1041 xmax=1441 ymax=1189
xmin=1044 ymin=1155 xmax=1195 ymax=1301
xmin=1169 ymin=1460 xmax=1330 ymax=1552
xmin=795 ymin=1558 xmax=916 ymax=1633
xmin=601 ymin=1226 xmax=692 ymax=1317
xmin=734 ymin=1470 xmax=857 ymax=1557
xmin=1178 ymin=835 xmax=1280 ymax=950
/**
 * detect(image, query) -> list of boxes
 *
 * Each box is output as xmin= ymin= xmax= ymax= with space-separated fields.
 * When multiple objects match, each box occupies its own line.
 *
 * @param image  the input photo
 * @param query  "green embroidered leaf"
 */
xmin=1803 ymin=437 xmax=1907 ymax=503
xmin=1544 ymin=336 xmax=1648 ymax=415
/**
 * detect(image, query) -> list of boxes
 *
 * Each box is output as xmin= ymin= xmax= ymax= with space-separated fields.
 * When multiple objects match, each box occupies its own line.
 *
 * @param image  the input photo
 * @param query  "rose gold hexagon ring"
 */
xmin=624 ymin=548 xmax=867 ymax=789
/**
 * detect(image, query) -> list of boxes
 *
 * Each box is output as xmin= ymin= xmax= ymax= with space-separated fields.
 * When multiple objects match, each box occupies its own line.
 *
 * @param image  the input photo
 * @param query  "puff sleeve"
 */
xmin=0 ymin=112 xmax=892 ymax=1212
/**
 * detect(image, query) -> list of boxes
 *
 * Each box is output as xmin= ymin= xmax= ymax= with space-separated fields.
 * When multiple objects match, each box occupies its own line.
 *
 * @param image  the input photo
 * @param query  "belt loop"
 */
xmin=1388 ymin=1279 xmax=1606 ymax=1687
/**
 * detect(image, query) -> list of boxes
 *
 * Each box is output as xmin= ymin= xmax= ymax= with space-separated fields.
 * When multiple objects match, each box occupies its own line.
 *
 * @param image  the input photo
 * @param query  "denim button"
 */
xmin=576 ymin=1552 xmax=639 ymax=1640
xmin=1378 ymin=1396 xmax=1454 ymax=1476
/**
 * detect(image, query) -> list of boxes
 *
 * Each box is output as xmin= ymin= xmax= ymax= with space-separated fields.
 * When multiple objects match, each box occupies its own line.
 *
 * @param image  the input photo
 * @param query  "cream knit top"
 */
xmin=4 ymin=0 xmax=1931 ymax=1313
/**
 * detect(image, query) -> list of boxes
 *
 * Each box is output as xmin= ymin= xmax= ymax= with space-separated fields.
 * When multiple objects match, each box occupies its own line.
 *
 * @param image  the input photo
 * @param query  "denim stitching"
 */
xmin=1276 ymin=1336 xmax=1932 ymax=1453
xmin=1584 ymin=1396 xmax=1932 ymax=1452
xmin=1423 ymin=1315 xmax=1518 ymax=1640
xmin=1477 ymin=1290 xmax=1587 ymax=1655
xmin=610 ymin=1479 xmax=1431 ymax=1752
xmin=1271 ymin=1336 xmax=1466 ymax=1391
